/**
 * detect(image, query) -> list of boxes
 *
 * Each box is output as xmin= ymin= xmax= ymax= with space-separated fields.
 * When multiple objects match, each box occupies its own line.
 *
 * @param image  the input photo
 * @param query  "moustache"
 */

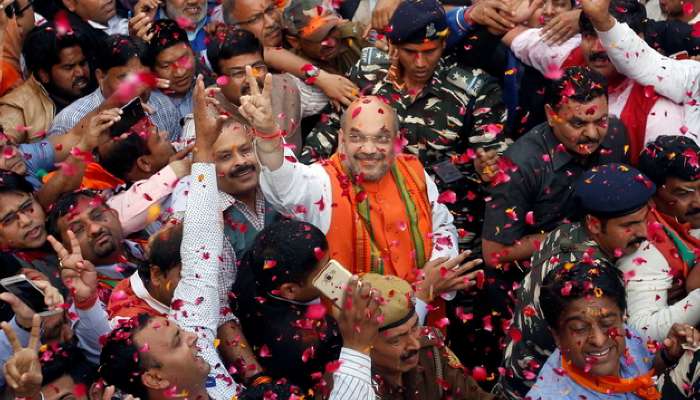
xmin=589 ymin=52 xmax=610 ymax=63
xmin=626 ymin=236 xmax=646 ymax=248
xmin=354 ymin=153 xmax=385 ymax=161
xmin=687 ymin=208 xmax=700 ymax=217
xmin=72 ymin=77 xmax=88 ymax=87
xmin=228 ymin=164 xmax=255 ymax=178
xmin=400 ymin=350 xmax=418 ymax=362
xmin=576 ymin=137 xmax=599 ymax=145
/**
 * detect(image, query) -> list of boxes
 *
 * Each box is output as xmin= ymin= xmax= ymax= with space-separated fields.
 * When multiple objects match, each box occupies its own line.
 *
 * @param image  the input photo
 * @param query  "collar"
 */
xmin=382 ymin=57 xmax=451 ymax=100
xmin=86 ymin=16 xmax=123 ymax=32
xmin=129 ymin=272 xmax=170 ymax=315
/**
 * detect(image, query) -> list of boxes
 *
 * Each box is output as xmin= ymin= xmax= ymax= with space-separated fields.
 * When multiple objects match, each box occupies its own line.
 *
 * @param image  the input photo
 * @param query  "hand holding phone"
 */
xmin=0 ymin=276 xmax=63 ymax=322
xmin=312 ymin=259 xmax=353 ymax=309
xmin=109 ymin=97 xmax=147 ymax=137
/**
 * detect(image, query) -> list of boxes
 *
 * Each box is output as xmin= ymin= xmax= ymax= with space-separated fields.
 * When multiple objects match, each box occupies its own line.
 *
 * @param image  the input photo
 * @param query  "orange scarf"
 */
xmin=560 ymin=353 xmax=660 ymax=400
xmin=43 ymin=162 xmax=125 ymax=190
xmin=321 ymin=153 xmax=433 ymax=282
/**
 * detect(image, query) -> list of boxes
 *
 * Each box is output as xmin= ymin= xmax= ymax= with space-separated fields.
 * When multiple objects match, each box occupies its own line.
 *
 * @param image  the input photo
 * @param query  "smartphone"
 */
xmin=0 ymin=274 xmax=59 ymax=317
xmin=109 ymin=97 xmax=147 ymax=137
xmin=312 ymin=260 xmax=353 ymax=309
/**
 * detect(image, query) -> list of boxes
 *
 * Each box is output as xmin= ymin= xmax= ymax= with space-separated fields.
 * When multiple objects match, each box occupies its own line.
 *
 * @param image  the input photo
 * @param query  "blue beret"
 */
xmin=573 ymin=163 xmax=656 ymax=218
xmin=386 ymin=0 xmax=448 ymax=44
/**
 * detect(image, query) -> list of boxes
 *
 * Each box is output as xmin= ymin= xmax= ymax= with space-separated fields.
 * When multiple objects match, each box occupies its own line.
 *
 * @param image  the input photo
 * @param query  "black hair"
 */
xmin=544 ymin=66 xmax=608 ymax=110
xmin=22 ymin=23 xmax=90 ymax=77
xmin=99 ymin=314 xmax=154 ymax=399
xmin=144 ymin=20 xmax=191 ymax=68
xmin=41 ymin=341 xmax=97 ymax=387
xmin=238 ymin=219 xmax=328 ymax=294
xmin=94 ymin=35 xmax=146 ymax=73
xmin=639 ymin=135 xmax=700 ymax=186
xmin=206 ymin=27 xmax=262 ymax=76
xmin=238 ymin=382 xmax=303 ymax=400
xmin=45 ymin=190 xmax=102 ymax=239
xmin=540 ymin=262 xmax=627 ymax=331
xmin=138 ymin=223 xmax=184 ymax=285
xmin=99 ymin=133 xmax=150 ymax=181
xmin=579 ymin=0 xmax=646 ymax=35
xmin=0 ymin=172 xmax=34 ymax=195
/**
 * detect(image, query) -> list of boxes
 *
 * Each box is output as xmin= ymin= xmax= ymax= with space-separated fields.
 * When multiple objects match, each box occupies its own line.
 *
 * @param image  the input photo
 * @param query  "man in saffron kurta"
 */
xmin=256 ymin=96 xmax=458 ymax=282
xmin=244 ymin=69 xmax=469 ymax=299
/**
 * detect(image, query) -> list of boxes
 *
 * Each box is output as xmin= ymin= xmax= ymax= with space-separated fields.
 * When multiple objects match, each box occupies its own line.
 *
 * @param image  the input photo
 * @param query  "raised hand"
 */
xmin=541 ymin=9 xmax=582 ymax=45
xmin=371 ymin=0 xmax=400 ymax=31
xmin=509 ymin=0 xmax=545 ymax=25
xmin=2 ymin=314 xmax=42 ymax=398
xmin=663 ymin=323 xmax=700 ymax=362
xmin=238 ymin=66 xmax=277 ymax=135
xmin=314 ymin=71 xmax=359 ymax=108
xmin=579 ymin=0 xmax=614 ymax=31
xmin=192 ymin=74 xmax=227 ymax=161
xmin=0 ymin=280 xmax=63 ymax=329
xmin=336 ymin=277 xmax=382 ymax=355
xmin=416 ymin=251 xmax=484 ymax=302
xmin=468 ymin=0 xmax=516 ymax=34
xmin=77 ymin=108 xmax=122 ymax=151
xmin=47 ymin=230 xmax=97 ymax=304
xmin=168 ymin=144 xmax=194 ymax=178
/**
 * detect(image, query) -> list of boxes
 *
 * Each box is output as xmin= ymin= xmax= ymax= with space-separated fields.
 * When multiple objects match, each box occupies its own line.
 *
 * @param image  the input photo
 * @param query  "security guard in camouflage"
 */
xmin=283 ymin=0 xmax=370 ymax=75
xmin=301 ymin=0 xmax=509 ymax=253
xmin=494 ymin=164 xmax=656 ymax=399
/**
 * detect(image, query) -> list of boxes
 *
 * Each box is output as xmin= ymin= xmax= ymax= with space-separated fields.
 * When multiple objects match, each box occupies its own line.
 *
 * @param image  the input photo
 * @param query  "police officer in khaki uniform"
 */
xmin=361 ymin=273 xmax=496 ymax=400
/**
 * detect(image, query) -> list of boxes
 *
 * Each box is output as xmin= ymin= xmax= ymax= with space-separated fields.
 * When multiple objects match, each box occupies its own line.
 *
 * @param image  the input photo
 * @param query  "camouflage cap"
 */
xmin=283 ymin=0 xmax=343 ymax=41
xmin=361 ymin=273 xmax=416 ymax=332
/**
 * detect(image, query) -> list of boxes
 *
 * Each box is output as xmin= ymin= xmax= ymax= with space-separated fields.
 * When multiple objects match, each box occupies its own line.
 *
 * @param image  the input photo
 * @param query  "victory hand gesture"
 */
xmin=579 ymin=0 xmax=614 ymax=31
xmin=238 ymin=66 xmax=277 ymax=135
xmin=47 ymin=230 xmax=97 ymax=304
xmin=2 ymin=315 xmax=42 ymax=398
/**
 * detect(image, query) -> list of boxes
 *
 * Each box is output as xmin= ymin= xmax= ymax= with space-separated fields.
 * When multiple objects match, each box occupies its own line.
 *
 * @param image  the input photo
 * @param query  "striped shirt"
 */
xmin=48 ymin=88 xmax=183 ymax=141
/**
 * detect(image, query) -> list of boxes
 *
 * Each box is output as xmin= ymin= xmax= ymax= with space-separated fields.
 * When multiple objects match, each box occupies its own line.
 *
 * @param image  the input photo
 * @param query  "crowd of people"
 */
xmin=1 ymin=0 xmax=700 ymax=397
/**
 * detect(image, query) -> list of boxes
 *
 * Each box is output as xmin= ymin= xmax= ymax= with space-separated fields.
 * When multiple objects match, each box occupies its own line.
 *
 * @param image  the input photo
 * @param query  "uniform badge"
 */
xmin=426 ymin=23 xmax=436 ymax=37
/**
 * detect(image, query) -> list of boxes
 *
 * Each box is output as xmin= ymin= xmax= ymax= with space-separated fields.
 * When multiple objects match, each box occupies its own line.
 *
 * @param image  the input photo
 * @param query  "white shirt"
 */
xmin=329 ymin=348 xmax=375 ymax=400
xmin=170 ymin=163 xmax=238 ymax=398
xmin=87 ymin=15 xmax=128 ymax=35
xmin=258 ymin=149 xmax=459 ymax=262
xmin=598 ymin=21 xmax=700 ymax=144
xmin=510 ymin=28 xmax=689 ymax=146
xmin=617 ymin=241 xmax=700 ymax=341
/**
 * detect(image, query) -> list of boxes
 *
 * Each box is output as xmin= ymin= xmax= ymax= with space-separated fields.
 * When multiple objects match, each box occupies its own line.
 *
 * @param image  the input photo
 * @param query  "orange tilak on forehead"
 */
xmin=412 ymin=41 xmax=439 ymax=52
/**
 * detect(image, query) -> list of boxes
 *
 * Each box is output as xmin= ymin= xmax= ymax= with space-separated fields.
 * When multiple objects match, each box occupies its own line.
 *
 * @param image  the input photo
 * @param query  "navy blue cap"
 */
xmin=386 ymin=0 xmax=448 ymax=44
xmin=574 ymin=163 xmax=656 ymax=218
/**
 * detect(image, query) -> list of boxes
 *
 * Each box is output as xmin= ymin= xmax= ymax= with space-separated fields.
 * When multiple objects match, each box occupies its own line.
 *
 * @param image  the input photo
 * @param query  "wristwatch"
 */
xmin=302 ymin=64 xmax=321 ymax=84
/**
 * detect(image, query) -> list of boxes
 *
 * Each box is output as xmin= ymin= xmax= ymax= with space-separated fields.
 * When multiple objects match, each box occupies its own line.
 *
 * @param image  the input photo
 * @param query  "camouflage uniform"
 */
xmin=302 ymin=47 xmax=509 ymax=251
xmin=492 ymin=222 xmax=614 ymax=399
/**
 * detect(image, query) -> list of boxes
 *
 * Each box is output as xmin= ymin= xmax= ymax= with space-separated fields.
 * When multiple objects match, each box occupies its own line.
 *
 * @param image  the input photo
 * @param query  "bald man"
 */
xmin=250 ymin=82 xmax=460 ymax=286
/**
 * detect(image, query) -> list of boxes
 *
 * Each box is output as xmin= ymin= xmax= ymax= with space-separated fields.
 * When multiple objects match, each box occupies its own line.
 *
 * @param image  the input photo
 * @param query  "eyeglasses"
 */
xmin=235 ymin=5 xmax=277 ymax=26
xmin=227 ymin=62 xmax=268 ymax=80
xmin=346 ymin=133 xmax=393 ymax=146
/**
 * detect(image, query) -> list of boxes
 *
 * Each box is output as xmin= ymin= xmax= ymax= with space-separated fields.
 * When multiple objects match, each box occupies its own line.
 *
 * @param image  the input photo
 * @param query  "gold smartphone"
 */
xmin=312 ymin=259 xmax=353 ymax=309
